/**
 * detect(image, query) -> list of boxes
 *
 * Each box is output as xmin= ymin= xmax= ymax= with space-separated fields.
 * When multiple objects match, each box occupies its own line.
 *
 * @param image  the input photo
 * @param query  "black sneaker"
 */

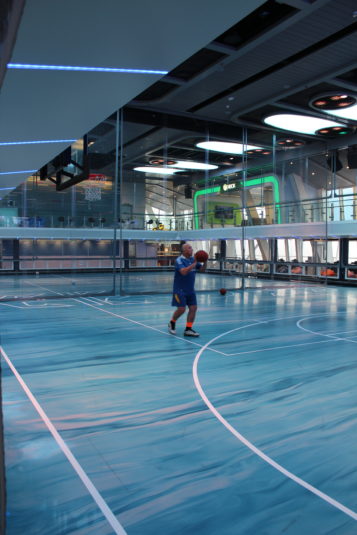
xmin=184 ymin=328 xmax=200 ymax=337
xmin=168 ymin=321 xmax=176 ymax=335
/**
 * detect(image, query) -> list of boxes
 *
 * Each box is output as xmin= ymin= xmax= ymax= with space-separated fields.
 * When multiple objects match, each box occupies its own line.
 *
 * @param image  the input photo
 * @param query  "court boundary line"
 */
xmin=192 ymin=324 xmax=357 ymax=521
xmin=0 ymin=346 xmax=128 ymax=535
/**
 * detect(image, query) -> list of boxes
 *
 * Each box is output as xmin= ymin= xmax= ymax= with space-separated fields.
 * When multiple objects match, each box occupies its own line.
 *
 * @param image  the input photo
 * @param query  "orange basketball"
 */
xmin=219 ymin=288 xmax=227 ymax=295
xmin=195 ymin=250 xmax=208 ymax=262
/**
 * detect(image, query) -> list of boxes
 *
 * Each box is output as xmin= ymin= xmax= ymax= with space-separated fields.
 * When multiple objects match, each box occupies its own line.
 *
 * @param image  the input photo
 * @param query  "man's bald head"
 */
xmin=182 ymin=244 xmax=193 ymax=258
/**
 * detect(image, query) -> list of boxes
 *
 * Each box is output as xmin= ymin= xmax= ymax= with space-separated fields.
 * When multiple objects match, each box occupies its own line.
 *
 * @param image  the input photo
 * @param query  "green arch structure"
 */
xmin=193 ymin=175 xmax=281 ymax=229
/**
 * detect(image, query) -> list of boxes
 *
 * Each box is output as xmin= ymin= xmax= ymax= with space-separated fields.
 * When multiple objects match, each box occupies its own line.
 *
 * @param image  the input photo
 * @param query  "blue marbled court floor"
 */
xmin=0 ymin=278 xmax=357 ymax=534
xmin=0 ymin=270 xmax=243 ymax=301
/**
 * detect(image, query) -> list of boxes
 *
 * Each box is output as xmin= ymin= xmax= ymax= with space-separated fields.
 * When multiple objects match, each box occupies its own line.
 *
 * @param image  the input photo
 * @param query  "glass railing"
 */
xmin=0 ymin=197 xmax=357 ymax=231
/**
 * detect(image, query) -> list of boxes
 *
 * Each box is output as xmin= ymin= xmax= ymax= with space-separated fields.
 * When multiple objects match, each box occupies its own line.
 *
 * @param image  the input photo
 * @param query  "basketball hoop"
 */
xmin=82 ymin=174 xmax=108 ymax=201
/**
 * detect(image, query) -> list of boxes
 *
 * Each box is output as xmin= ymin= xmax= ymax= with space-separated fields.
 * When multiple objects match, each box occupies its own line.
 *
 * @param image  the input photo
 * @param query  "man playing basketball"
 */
xmin=168 ymin=243 xmax=207 ymax=337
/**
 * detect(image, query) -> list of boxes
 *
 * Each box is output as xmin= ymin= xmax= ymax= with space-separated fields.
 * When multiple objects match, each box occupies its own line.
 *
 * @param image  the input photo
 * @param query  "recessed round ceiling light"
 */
xmin=246 ymin=148 xmax=272 ymax=155
xmin=315 ymin=126 xmax=353 ymax=137
xmin=196 ymin=140 xmax=264 ymax=154
xmin=149 ymin=158 xmax=177 ymax=166
xmin=310 ymin=93 xmax=356 ymax=111
xmin=263 ymin=113 xmax=347 ymax=135
xmin=309 ymin=92 xmax=357 ymax=122
xmin=169 ymin=160 xmax=218 ymax=170
xmin=277 ymin=137 xmax=305 ymax=148
xmin=134 ymin=166 xmax=178 ymax=175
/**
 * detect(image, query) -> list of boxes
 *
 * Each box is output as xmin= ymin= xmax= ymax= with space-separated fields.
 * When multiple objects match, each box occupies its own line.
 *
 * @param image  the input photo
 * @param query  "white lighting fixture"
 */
xmin=320 ymin=104 xmax=357 ymax=122
xmin=134 ymin=166 xmax=178 ymax=175
xmin=196 ymin=141 xmax=263 ymax=154
xmin=170 ymin=160 xmax=218 ymax=170
xmin=263 ymin=114 xmax=345 ymax=135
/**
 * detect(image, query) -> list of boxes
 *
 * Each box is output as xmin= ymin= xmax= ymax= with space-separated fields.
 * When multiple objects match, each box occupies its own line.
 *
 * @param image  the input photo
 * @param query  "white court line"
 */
xmin=74 ymin=298 xmax=228 ymax=356
xmin=1 ymin=280 xmax=227 ymax=356
xmin=227 ymin=338 xmax=333 ymax=356
xmin=192 ymin=326 xmax=357 ymax=521
xmin=80 ymin=296 xmax=107 ymax=306
xmin=297 ymin=318 xmax=357 ymax=344
xmin=0 ymin=346 xmax=127 ymax=535
xmin=325 ymin=329 xmax=357 ymax=336
xmin=218 ymin=314 xmax=346 ymax=356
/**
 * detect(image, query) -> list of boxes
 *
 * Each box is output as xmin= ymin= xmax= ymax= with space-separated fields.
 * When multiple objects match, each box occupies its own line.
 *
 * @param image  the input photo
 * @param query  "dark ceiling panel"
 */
xmin=88 ymin=122 xmax=115 ymax=137
xmin=189 ymin=20 xmax=357 ymax=113
xmin=133 ymin=81 xmax=178 ymax=102
xmin=335 ymin=68 xmax=357 ymax=86
xmin=168 ymin=48 xmax=228 ymax=81
xmin=213 ymin=1 xmax=298 ymax=49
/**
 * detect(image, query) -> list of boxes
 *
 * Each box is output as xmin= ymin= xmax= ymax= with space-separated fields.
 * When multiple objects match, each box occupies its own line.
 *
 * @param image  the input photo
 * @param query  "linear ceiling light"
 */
xmin=7 ymin=63 xmax=168 ymax=75
xmin=263 ymin=114 xmax=346 ymax=135
xmin=0 ymin=170 xmax=36 ymax=175
xmin=0 ymin=186 xmax=16 ymax=190
xmin=170 ymin=160 xmax=218 ymax=170
xmin=196 ymin=141 xmax=264 ymax=154
xmin=134 ymin=167 xmax=178 ymax=175
xmin=0 ymin=139 xmax=76 ymax=146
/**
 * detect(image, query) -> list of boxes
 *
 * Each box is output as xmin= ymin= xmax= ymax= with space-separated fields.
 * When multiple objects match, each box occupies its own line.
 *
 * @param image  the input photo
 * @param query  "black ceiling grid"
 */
xmin=187 ymin=20 xmax=357 ymax=114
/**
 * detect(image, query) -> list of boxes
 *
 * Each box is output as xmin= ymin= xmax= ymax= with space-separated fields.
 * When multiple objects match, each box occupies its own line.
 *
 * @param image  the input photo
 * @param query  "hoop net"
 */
xmin=83 ymin=174 xmax=107 ymax=201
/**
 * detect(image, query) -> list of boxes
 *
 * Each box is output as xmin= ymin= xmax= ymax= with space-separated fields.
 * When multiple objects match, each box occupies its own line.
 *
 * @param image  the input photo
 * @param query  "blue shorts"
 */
xmin=171 ymin=291 xmax=197 ymax=307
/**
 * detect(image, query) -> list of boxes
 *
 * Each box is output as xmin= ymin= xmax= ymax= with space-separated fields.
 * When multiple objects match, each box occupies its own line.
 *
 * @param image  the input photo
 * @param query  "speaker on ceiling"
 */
xmin=184 ymin=186 xmax=192 ymax=199
xmin=347 ymin=146 xmax=357 ymax=169
xmin=326 ymin=154 xmax=343 ymax=172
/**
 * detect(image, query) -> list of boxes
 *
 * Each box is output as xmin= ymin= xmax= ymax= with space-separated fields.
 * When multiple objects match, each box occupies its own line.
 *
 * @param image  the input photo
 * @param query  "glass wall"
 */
xmin=0 ymin=113 xmax=121 ymax=301
xmin=1 ymin=105 xmax=357 ymax=299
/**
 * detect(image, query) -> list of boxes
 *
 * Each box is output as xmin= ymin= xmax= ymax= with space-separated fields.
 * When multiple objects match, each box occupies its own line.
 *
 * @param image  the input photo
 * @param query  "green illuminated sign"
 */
xmin=193 ymin=176 xmax=281 ymax=229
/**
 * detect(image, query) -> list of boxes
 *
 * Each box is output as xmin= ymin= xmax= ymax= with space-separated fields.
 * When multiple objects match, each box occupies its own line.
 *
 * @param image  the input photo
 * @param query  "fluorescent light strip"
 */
xmin=0 ymin=187 xmax=15 ymax=191
xmin=8 ymin=63 xmax=168 ymax=75
xmin=0 ymin=170 xmax=36 ymax=175
xmin=0 ymin=139 xmax=76 ymax=146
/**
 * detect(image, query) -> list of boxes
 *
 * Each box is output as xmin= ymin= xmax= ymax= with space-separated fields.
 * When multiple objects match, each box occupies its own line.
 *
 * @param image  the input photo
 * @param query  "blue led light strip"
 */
xmin=0 ymin=139 xmax=76 ymax=146
xmin=0 ymin=187 xmax=15 ymax=190
xmin=7 ymin=63 xmax=168 ymax=75
xmin=0 ymin=170 xmax=36 ymax=175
